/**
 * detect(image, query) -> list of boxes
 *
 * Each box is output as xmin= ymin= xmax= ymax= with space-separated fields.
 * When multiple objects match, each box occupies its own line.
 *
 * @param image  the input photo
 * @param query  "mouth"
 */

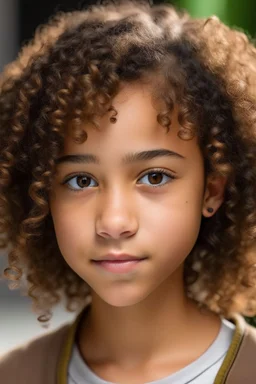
xmin=91 ymin=253 xmax=147 ymax=262
xmin=91 ymin=254 xmax=148 ymax=273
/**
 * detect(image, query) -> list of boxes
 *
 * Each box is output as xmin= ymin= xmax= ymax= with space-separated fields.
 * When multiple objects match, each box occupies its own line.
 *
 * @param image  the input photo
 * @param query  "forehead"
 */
xmin=63 ymin=82 xmax=200 ymax=159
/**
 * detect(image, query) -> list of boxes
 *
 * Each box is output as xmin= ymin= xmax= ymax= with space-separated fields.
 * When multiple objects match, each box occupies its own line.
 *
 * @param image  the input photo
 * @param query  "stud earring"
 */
xmin=207 ymin=207 xmax=214 ymax=213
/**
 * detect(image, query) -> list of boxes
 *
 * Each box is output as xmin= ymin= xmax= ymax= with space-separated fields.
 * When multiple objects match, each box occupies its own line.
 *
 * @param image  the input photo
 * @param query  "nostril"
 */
xmin=95 ymin=217 xmax=139 ymax=240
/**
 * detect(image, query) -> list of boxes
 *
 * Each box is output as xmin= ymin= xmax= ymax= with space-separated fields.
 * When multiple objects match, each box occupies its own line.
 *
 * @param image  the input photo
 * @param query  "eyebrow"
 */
xmin=55 ymin=149 xmax=185 ymax=165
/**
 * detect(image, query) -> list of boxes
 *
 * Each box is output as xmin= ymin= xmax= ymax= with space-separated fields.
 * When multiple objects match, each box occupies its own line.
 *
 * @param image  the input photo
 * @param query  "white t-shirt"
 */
xmin=68 ymin=318 xmax=235 ymax=384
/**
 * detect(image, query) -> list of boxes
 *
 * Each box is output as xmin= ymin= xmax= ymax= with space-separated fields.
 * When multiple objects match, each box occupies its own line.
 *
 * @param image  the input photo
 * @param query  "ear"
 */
xmin=202 ymin=175 xmax=227 ymax=218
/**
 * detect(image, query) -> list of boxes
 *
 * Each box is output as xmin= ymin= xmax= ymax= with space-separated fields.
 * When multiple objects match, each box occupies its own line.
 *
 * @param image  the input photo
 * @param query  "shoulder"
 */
xmin=217 ymin=315 xmax=256 ymax=383
xmin=234 ymin=317 xmax=256 ymax=354
xmin=228 ymin=321 xmax=256 ymax=382
xmin=0 ymin=322 xmax=71 ymax=384
xmin=236 ymin=319 xmax=256 ymax=356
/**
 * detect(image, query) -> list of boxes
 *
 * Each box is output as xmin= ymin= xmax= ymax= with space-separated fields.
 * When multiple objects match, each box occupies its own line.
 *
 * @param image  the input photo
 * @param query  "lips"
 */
xmin=92 ymin=253 xmax=146 ymax=262
xmin=91 ymin=255 xmax=147 ymax=273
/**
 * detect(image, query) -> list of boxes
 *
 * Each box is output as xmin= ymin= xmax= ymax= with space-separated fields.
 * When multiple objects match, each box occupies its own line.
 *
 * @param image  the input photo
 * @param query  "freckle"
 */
xmin=186 ymin=201 xmax=188 ymax=204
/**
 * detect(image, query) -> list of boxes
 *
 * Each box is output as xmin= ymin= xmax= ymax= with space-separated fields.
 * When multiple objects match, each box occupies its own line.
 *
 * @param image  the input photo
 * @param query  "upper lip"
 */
xmin=92 ymin=253 xmax=146 ymax=262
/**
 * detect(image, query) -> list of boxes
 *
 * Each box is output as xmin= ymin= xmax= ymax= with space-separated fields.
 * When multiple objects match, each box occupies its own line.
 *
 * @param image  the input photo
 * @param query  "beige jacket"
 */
xmin=0 ymin=308 xmax=256 ymax=384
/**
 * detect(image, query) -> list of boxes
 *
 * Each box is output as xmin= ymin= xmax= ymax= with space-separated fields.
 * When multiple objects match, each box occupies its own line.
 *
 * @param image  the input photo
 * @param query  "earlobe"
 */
xmin=202 ymin=175 xmax=227 ymax=217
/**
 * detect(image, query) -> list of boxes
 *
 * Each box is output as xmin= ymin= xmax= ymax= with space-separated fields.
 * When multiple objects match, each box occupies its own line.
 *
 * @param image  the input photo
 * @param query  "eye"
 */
xmin=138 ymin=170 xmax=175 ymax=187
xmin=64 ymin=174 xmax=98 ymax=190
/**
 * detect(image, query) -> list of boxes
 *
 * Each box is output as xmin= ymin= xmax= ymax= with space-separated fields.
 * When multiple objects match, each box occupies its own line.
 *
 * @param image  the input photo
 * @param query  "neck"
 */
xmin=77 ymin=270 xmax=221 ymax=367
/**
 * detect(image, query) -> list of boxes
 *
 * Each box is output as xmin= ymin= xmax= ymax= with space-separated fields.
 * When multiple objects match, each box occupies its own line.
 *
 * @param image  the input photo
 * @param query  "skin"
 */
xmin=50 ymin=82 xmax=225 ymax=383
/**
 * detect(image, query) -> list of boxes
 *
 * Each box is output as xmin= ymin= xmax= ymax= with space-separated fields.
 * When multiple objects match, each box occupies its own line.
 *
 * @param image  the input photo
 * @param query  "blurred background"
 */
xmin=1 ymin=0 xmax=256 ymax=355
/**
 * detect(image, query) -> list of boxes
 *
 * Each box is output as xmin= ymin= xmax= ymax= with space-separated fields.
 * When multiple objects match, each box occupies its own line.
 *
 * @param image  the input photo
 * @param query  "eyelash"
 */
xmin=62 ymin=168 xmax=176 ymax=192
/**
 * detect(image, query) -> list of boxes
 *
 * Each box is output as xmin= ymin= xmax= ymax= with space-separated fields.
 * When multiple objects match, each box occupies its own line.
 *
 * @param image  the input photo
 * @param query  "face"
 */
xmin=50 ymin=83 xmax=211 ymax=307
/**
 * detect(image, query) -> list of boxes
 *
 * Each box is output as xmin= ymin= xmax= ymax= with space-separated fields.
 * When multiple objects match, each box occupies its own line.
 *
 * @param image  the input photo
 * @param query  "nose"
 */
xmin=95 ymin=190 xmax=139 ymax=240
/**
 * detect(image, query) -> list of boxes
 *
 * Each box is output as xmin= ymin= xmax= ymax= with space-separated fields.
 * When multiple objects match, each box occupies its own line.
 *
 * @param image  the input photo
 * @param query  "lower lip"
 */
xmin=92 ymin=259 xmax=146 ymax=273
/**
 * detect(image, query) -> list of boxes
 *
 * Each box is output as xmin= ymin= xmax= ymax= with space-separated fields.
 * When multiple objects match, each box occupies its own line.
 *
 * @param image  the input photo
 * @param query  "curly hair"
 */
xmin=1 ymin=0 xmax=256 ymax=325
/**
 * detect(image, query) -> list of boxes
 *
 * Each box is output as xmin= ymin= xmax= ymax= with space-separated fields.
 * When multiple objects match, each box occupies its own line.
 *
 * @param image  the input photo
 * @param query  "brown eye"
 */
xmin=138 ymin=170 xmax=174 ymax=187
xmin=148 ymin=173 xmax=163 ymax=185
xmin=77 ymin=176 xmax=91 ymax=188
xmin=65 ymin=174 xmax=98 ymax=190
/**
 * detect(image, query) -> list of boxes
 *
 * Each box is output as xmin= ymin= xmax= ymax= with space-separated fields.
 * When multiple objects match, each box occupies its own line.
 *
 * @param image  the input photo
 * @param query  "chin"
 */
xmin=97 ymin=288 xmax=151 ymax=308
xmin=104 ymin=298 xmax=140 ymax=308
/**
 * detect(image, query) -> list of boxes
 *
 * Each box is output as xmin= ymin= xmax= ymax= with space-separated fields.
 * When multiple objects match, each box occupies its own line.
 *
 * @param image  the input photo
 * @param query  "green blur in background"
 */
xmin=170 ymin=0 xmax=256 ymax=37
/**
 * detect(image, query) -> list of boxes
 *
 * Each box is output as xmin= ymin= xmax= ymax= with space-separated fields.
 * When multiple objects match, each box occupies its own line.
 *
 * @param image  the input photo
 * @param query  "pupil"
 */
xmin=149 ymin=173 xmax=162 ymax=184
xmin=77 ymin=176 xmax=90 ymax=187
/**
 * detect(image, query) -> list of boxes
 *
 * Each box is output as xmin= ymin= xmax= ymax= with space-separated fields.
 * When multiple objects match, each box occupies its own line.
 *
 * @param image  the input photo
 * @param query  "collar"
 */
xmin=57 ymin=304 xmax=90 ymax=384
xmin=213 ymin=313 xmax=246 ymax=383
xmin=56 ymin=308 xmax=246 ymax=384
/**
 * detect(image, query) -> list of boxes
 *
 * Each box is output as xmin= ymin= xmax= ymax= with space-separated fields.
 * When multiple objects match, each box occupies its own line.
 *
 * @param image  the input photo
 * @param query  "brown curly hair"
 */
xmin=1 ymin=0 xmax=256 ymax=325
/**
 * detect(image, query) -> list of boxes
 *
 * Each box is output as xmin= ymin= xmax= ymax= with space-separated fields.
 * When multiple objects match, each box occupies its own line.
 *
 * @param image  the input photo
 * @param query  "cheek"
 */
xmin=50 ymin=202 xmax=93 ymax=266
xmin=140 ymin=183 xmax=203 ymax=260
xmin=144 ymin=203 xmax=201 ymax=253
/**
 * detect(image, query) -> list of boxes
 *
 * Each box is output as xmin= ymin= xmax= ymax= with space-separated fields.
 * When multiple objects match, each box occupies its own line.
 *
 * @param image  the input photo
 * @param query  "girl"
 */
xmin=0 ymin=1 xmax=256 ymax=383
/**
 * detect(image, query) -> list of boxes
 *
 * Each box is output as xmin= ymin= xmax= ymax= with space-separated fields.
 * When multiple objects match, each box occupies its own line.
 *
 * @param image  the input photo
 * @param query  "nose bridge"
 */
xmin=96 ymin=185 xmax=138 ymax=239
